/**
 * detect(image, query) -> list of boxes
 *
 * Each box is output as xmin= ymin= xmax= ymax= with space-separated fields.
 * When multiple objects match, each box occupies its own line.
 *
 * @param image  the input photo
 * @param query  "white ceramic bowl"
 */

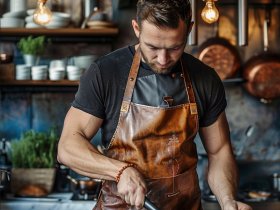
xmin=52 ymin=12 xmax=71 ymax=22
xmin=16 ymin=65 xmax=31 ymax=80
xmin=49 ymin=60 xmax=65 ymax=69
xmin=73 ymin=55 xmax=97 ymax=70
xmin=49 ymin=72 xmax=65 ymax=80
xmin=0 ymin=18 xmax=25 ymax=28
xmin=3 ymin=10 xmax=27 ymax=18
xmin=25 ymin=15 xmax=34 ymax=23
xmin=27 ymin=9 xmax=35 ymax=16
xmin=66 ymin=65 xmax=82 ymax=73
xmin=68 ymin=74 xmax=81 ymax=81
xmin=25 ymin=22 xmax=43 ymax=28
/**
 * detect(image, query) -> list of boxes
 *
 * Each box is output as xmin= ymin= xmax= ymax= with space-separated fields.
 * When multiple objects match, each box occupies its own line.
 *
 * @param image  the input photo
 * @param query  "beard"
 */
xmin=140 ymin=48 xmax=175 ymax=75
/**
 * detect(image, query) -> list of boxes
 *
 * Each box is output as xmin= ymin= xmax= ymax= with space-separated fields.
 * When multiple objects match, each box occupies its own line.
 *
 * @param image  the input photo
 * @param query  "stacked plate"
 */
xmin=31 ymin=65 xmax=48 ymax=80
xmin=67 ymin=65 xmax=83 ymax=81
xmin=0 ymin=10 xmax=26 ymax=28
xmin=25 ymin=10 xmax=70 ymax=29
xmin=49 ymin=60 xmax=65 ymax=80
xmin=16 ymin=65 xmax=31 ymax=80
xmin=45 ymin=12 xmax=71 ymax=29
xmin=49 ymin=68 xmax=65 ymax=80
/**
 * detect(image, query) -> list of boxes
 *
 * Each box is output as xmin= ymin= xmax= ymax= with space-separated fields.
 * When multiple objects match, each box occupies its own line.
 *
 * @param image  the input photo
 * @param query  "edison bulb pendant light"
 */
xmin=33 ymin=0 xmax=52 ymax=25
xmin=201 ymin=0 xmax=219 ymax=24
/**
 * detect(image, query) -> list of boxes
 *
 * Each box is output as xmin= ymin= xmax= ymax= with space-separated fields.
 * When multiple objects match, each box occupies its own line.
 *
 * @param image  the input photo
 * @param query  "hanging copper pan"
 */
xmin=242 ymin=17 xmax=280 ymax=102
xmin=198 ymin=23 xmax=241 ymax=80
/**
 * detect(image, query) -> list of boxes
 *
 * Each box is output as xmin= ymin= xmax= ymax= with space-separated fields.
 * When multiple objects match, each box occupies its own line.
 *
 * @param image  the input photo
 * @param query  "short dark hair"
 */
xmin=136 ymin=0 xmax=192 ymax=29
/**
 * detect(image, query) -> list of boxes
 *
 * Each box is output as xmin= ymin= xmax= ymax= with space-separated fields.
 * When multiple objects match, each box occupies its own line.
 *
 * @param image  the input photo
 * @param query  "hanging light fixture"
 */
xmin=33 ymin=0 xmax=52 ymax=25
xmin=201 ymin=0 xmax=219 ymax=24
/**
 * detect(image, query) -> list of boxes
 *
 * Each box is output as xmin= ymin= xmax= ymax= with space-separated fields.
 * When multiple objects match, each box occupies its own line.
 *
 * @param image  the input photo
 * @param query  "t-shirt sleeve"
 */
xmin=199 ymin=68 xmax=227 ymax=127
xmin=72 ymin=63 xmax=106 ymax=119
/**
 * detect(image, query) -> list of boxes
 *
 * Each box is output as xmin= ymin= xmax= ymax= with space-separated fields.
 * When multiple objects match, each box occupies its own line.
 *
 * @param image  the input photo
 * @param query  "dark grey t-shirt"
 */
xmin=72 ymin=46 xmax=227 ymax=147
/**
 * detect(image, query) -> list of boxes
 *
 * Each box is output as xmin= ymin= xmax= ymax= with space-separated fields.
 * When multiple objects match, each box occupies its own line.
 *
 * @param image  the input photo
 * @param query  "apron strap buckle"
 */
xmin=190 ymin=103 xmax=198 ymax=115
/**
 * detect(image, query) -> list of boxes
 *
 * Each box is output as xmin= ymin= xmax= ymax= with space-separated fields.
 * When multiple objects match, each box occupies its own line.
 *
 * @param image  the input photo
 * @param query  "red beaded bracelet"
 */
xmin=115 ymin=163 xmax=135 ymax=183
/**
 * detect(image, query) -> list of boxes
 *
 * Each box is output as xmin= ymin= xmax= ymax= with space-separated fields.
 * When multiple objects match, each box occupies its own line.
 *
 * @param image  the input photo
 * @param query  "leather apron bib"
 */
xmin=94 ymin=49 xmax=202 ymax=210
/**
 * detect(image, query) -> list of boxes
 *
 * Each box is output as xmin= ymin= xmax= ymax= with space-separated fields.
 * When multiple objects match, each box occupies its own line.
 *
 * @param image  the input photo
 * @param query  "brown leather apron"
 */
xmin=94 ymin=49 xmax=202 ymax=210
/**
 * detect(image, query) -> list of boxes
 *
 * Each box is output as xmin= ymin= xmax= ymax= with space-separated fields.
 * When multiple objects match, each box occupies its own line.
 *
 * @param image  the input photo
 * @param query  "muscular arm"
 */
xmin=57 ymin=107 xmax=146 ymax=208
xmin=57 ymin=107 xmax=126 ymax=180
xmin=200 ymin=112 xmax=251 ymax=210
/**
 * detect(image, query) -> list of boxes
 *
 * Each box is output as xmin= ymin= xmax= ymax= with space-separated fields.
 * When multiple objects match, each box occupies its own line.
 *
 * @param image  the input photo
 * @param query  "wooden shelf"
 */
xmin=0 ymin=28 xmax=119 ymax=37
xmin=0 ymin=28 xmax=119 ymax=43
xmin=0 ymin=80 xmax=79 ymax=92
xmin=0 ymin=79 xmax=79 ymax=86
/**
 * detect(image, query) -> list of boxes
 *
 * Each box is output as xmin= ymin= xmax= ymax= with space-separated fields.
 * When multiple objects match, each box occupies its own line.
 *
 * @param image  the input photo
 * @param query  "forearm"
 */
xmin=207 ymin=146 xmax=239 ymax=209
xmin=57 ymin=132 xmax=126 ymax=181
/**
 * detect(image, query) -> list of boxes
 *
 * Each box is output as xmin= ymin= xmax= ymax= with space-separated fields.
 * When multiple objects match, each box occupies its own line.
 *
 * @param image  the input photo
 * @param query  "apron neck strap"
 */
xmin=120 ymin=48 xmax=197 ymax=114
xmin=120 ymin=47 xmax=141 ymax=113
xmin=181 ymin=58 xmax=196 ymax=105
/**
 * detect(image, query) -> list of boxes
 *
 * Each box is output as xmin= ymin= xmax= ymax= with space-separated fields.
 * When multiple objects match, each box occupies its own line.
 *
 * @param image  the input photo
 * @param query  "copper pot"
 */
xmin=242 ymin=17 xmax=280 ymax=102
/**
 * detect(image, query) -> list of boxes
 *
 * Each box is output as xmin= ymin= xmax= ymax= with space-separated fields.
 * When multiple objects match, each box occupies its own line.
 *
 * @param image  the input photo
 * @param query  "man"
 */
xmin=57 ymin=0 xmax=252 ymax=209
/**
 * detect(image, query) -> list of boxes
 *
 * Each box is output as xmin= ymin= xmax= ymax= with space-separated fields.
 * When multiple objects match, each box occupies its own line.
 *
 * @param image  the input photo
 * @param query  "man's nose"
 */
xmin=157 ymin=49 xmax=169 ymax=65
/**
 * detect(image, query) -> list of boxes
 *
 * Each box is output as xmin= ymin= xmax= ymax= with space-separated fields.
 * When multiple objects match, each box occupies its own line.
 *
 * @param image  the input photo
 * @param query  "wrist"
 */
xmin=115 ymin=163 xmax=136 ymax=183
xmin=221 ymin=195 xmax=235 ymax=207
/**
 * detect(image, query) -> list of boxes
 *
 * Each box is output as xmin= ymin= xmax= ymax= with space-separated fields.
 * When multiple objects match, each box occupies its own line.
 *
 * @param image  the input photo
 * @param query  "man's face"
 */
xmin=132 ymin=19 xmax=189 ymax=74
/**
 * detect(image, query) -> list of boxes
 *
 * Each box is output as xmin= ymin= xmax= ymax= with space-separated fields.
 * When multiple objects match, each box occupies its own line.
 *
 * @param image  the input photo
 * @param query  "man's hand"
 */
xmin=117 ymin=167 xmax=147 ymax=209
xmin=222 ymin=199 xmax=252 ymax=210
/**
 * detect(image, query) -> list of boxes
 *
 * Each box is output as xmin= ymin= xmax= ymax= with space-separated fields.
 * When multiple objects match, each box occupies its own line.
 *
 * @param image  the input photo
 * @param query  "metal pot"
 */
xmin=67 ymin=175 xmax=101 ymax=193
xmin=242 ymin=15 xmax=280 ymax=102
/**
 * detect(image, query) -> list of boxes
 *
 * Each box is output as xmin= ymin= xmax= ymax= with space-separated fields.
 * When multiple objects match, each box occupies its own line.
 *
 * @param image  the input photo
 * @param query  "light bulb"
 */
xmin=33 ymin=0 xmax=52 ymax=25
xmin=201 ymin=0 xmax=219 ymax=24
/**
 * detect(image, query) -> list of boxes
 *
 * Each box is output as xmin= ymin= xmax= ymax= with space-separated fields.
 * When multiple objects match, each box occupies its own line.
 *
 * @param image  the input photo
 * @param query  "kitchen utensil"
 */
xmin=242 ymin=10 xmax=280 ymax=102
xmin=67 ymin=175 xmax=101 ymax=193
xmin=198 ymin=22 xmax=241 ymax=80
xmin=144 ymin=197 xmax=159 ymax=210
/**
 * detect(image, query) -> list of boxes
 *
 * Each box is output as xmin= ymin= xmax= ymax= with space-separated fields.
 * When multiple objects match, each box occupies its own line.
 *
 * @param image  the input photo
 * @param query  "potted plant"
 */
xmin=9 ymin=130 xmax=58 ymax=196
xmin=17 ymin=36 xmax=49 ymax=66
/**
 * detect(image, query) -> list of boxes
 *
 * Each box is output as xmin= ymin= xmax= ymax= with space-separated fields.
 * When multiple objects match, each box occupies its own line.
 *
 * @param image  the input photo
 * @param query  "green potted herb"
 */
xmin=9 ymin=130 xmax=58 ymax=196
xmin=17 ymin=36 xmax=49 ymax=66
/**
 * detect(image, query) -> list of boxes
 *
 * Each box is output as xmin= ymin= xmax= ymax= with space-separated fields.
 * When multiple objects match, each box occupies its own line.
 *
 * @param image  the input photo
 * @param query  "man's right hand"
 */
xmin=117 ymin=166 xmax=147 ymax=209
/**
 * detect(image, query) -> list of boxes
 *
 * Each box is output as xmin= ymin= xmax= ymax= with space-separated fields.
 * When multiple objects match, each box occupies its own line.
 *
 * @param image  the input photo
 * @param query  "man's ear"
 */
xmin=132 ymin=19 xmax=140 ymax=38
xmin=187 ymin=21 xmax=194 ymax=36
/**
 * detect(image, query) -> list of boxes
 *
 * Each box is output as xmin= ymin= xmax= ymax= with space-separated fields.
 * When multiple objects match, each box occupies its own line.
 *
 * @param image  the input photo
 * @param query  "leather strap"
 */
xmin=181 ymin=58 xmax=198 ymax=115
xmin=121 ymin=48 xmax=141 ymax=113
xmin=121 ymin=49 xmax=197 ymax=115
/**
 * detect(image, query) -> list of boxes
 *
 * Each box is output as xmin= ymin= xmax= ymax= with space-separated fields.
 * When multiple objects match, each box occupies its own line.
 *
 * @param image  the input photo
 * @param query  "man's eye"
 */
xmin=170 ymin=47 xmax=180 ymax=51
xmin=149 ymin=46 xmax=158 ymax=50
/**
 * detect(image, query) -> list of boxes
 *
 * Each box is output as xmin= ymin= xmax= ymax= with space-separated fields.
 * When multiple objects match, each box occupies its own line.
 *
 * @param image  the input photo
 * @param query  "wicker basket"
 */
xmin=10 ymin=168 xmax=56 ymax=195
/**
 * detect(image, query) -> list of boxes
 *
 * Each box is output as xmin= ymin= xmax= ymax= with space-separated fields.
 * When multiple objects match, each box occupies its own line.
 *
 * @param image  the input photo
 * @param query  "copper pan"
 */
xmin=198 ymin=23 xmax=241 ymax=80
xmin=242 ymin=16 xmax=280 ymax=102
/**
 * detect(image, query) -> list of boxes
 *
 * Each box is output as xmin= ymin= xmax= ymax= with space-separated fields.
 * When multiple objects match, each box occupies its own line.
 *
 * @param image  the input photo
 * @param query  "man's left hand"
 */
xmin=223 ymin=199 xmax=252 ymax=210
